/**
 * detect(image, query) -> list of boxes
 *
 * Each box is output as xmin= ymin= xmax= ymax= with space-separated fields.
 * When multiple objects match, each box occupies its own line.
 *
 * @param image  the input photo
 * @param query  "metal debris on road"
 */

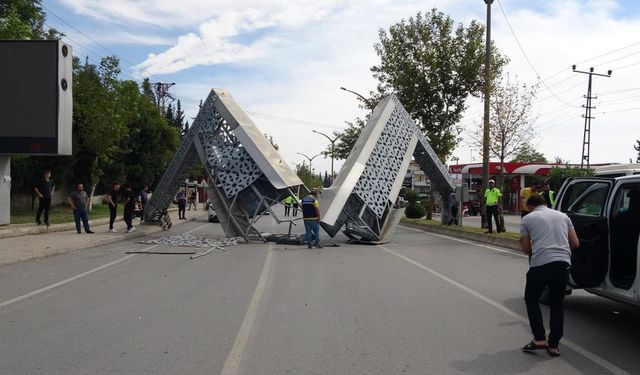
xmin=136 ymin=234 xmax=241 ymax=258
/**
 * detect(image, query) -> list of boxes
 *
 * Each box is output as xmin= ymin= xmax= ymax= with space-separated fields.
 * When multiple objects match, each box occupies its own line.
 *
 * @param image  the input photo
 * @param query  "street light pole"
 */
xmin=312 ymin=130 xmax=341 ymax=183
xmin=297 ymin=152 xmax=322 ymax=173
xmin=481 ymin=0 xmax=494 ymax=229
xmin=340 ymin=86 xmax=373 ymax=111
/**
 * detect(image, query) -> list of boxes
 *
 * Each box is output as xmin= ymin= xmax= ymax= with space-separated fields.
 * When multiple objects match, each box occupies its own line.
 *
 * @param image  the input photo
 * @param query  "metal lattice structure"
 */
xmin=144 ymin=89 xmax=303 ymax=242
xmin=320 ymin=94 xmax=454 ymax=243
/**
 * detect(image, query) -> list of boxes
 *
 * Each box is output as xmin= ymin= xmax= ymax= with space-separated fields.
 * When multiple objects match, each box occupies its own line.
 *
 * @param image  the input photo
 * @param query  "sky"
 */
xmin=42 ymin=0 xmax=640 ymax=175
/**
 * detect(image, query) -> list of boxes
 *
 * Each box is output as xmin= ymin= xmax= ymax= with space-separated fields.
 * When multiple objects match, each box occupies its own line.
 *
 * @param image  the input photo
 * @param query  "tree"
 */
xmin=553 ymin=156 xmax=569 ymax=165
xmin=295 ymin=163 xmax=322 ymax=190
xmin=547 ymin=166 xmax=594 ymax=191
xmin=511 ymin=144 xmax=548 ymax=163
xmin=371 ymin=8 xmax=507 ymax=160
xmin=635 ymin=140 xmax=640 ymax=163
xmin=0 ymin=0 xmax=60 ymax=39
xmin=470 ymin=74 xmax=538 ymax=177
xmin=469 ymin=73 xmax=537 ymax=231
xmin=324 ymin=118 xmax=366 ymax=160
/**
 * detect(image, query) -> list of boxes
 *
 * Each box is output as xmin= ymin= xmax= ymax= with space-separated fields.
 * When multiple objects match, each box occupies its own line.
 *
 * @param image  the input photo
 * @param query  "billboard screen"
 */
xmin=0 ymin=40 xmax=72 ymax=155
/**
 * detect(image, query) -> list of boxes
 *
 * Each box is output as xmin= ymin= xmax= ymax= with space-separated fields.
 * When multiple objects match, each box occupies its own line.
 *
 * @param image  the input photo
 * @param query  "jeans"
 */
xmin=178 ymin=200 xmax=186 ymax=218
xmin=36 ymin=197 xmax=51 ymax=224
xmin=124 ymin=208 xmax=134 ymax=230
xmin=109 ymin=204 xmax=117 ymax=229
xmin=73 ymin=209 xmax=91 ymax=233
xmin=486 ymin=205 xmax=499 ymax=232
xmin=524 ymin=261 xmax=570 ymax=348
xmin=304 ymin=220 xmax=320 ymax=247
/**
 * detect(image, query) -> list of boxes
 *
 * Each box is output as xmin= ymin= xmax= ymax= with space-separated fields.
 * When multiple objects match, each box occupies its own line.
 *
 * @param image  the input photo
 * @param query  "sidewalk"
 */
xmin=0 ymin=209 xmax=207 ymax=266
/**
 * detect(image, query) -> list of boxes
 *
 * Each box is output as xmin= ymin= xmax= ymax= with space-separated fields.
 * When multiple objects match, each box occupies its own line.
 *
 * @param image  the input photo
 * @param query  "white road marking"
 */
xmin=0 ymin=251 xmax=142 ymax=309
xmin=220 ymin=246 xmax=274 ymax=375
xmin=379 ymin=245 xmax=632 ymax=375
xmin=400 ymin=225 xmax=528 ymax=258
xmin=0 ymin=221 xmax=211 ymax=309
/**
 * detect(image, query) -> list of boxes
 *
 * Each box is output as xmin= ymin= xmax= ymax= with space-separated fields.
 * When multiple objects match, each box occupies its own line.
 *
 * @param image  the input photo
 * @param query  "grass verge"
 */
xmin=401 ymin=218 xmax=521 ymax=240
xmin=10 ymin=204 xmax=124 ymax=225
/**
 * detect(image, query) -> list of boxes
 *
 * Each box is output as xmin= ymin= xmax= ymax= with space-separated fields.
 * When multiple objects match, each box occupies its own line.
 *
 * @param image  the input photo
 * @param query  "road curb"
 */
xmin=0 ymin=214 xmax=203 ymax=266
xmin=400 ymin=222 xmax=520 ymax=251
xmin=0 ymin=208 xmax=180 ymax=239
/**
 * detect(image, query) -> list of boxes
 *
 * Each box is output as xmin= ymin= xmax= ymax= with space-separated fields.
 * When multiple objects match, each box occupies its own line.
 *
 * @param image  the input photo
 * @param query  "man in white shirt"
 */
xmin=520 ymin=194 xmax=579 ymax=357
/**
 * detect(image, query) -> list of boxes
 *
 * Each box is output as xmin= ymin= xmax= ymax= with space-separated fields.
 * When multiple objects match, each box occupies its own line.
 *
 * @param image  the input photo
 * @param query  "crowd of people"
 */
xmin=32 ymin=170 xmax=152 ymax=234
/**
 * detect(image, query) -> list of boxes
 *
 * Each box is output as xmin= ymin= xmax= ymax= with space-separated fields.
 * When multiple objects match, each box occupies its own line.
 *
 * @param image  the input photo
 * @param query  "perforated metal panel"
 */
xmin=353 ymin=101 xmax=414 ymax=218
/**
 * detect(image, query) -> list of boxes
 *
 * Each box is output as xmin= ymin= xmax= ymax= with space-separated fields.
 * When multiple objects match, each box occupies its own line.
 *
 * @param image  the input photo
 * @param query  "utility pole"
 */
xmin=312 ymin=130 xmax=341 ymax=184
xmin=340 ymin=86 xmax=374 ymax=112
xmin=572 ymin=66 xmax=611 ymax=169
xmin=481 ymin=0 xmax=494 ymax=229
xmin=150 ymin=82 xmax=176 ymax=113
xmin=297 ymin=152 xmax=321 ymax=173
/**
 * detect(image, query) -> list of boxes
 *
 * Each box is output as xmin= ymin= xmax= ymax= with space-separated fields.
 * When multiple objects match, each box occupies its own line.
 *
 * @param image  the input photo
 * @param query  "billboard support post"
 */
xmin=0 ymin=157 xmax=10 ymax=225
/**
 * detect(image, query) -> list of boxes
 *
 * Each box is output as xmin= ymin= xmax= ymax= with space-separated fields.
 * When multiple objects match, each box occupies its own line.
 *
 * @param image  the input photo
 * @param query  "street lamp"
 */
xmin=312 ymin=130 xmax=341 ymax=183
xmin=340 ymin=86 xmax=374 ymax=111
xmin=297 ymin=152 xmax=322 ymax=172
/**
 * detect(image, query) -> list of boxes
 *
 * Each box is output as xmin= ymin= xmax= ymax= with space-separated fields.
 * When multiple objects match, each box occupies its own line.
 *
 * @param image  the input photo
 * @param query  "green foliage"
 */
xmin=371 ymin=8 xmax=507 ymax=159
xmin=326 ymin=118 xmax=366 ymax=160
xmin=405 ymin=202 xmax=426 ymax=219
xmin=296 ymin=163 xmax=322 ymax=190
xmin=547 ymin=166 xmax=595 ymax=191
xmin=511 ymin=143 xmax=548 ymax=163
xmin=403 ymin=189 xmax=420 ymax=204
xmin=0 ymin=1 xmax=60 ymax=39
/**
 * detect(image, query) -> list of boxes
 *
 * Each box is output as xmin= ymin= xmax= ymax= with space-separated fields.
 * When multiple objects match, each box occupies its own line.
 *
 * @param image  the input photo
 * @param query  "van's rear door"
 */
xmin=556 ymin=178 xmax=614 ymax=288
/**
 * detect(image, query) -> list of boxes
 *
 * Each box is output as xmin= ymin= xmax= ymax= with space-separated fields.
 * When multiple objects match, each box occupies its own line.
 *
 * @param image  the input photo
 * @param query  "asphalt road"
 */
xmin=1 ymin=217 xmax=638 ymax=375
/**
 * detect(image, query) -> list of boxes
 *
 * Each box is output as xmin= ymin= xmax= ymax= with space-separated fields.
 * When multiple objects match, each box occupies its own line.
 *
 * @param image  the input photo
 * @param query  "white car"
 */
xmin=555 ymin=175 xmax=640 ymax=306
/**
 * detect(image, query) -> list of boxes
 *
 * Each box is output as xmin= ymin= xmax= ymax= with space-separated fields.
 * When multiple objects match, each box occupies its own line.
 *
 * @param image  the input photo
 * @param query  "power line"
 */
xmin=41 ymin=4 xmax=158 ymax=79
xmin=496 ymin=0 xmax=580 ymax=108
xmin=246 ymin=111 xmax=346 ymax=130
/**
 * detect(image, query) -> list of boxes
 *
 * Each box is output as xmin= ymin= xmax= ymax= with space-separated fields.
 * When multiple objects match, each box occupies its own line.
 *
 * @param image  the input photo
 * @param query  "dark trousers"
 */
xmin=449 ymin=205 xmax=459 ymax=225
xmin=178 ymin=200 xmax=186 ymax=219
xmin=109 ymin=204 xmax=117 ymax=230
xmin=304 ymin=220 xmax=320 ymax=247
xmin=36 ymin=197 xmax=51 ymax=224
xmin=284 ymin=204 xmax=291 ymax=216
xmin=486 ymin=205 xmax=499 ymax=233
xmin=292 ymin=204 xmax=298 ymax=217
xmin=524 ymin=261 xmax=570 ymax=348
xmin=124 ymin=208 xmax=134 ymax=230
xmin=73 ymin=209 xmax=91 ymax=233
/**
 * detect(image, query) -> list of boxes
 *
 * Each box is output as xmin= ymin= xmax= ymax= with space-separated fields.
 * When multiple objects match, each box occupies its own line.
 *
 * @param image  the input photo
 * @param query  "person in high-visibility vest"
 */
xmin=283 ymin=195 xmax=294 ymax=216
xmin=520 ymin=183 xmax=542 ymax=217
xmin=301 ymin=189 xmax=322 ymax=248
xmin=541 ymin=180 xmax=555 ymax=208
xmin=484 ymin=179 xmax=502 ymax=234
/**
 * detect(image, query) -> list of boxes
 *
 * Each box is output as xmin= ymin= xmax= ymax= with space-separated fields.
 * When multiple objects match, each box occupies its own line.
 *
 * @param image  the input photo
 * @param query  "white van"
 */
xmin=592 ymin=163 xmax=640 ymax=178
xmin=555 ymin=175 xmax=640 ymax=306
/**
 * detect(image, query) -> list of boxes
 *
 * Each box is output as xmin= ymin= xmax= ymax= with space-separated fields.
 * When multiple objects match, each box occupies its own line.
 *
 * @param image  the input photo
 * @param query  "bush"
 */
xmin=404 ymin=189 xmax=420 ymax=204
xmin=405 ymin=202 xmax=426 ymax=218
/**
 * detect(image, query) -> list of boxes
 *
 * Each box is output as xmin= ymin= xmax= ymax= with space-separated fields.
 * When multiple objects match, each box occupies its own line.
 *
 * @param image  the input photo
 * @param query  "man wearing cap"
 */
xmin=484 ymin=179 xmax=501 ymax=234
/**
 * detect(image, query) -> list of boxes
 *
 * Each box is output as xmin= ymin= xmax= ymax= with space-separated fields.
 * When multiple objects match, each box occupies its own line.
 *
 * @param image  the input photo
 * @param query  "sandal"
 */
xmin=522 ymin=341 xmax=547 ymax=352
xmin=547 ymin=347 xmax=560 ymax=357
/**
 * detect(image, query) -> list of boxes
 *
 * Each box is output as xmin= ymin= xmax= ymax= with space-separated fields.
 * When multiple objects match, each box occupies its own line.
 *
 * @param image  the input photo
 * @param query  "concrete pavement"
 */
xmin=1 ymin=220 xmax=638 ymax=374
xmin=0 ymin=208 xmax=206 ymax=266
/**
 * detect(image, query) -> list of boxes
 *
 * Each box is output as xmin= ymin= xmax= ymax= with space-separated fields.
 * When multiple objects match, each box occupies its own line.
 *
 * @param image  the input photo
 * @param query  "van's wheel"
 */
xmin=539 ymin=287 xmax=551 ymax=305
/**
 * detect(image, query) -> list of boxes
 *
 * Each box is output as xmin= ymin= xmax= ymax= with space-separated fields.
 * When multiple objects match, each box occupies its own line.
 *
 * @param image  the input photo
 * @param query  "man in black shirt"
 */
xmin=122 ymin=185 xmax=136 ymax=233
xmin=107 ymin=183 xmax=120 ymax=232
xmin=34 ymin=170 xmax=55 ymax=226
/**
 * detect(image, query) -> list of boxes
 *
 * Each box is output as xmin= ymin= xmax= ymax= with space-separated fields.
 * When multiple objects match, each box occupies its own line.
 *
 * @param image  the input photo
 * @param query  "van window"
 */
xmin=561 ymin=181 xmax=610 ymax=216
